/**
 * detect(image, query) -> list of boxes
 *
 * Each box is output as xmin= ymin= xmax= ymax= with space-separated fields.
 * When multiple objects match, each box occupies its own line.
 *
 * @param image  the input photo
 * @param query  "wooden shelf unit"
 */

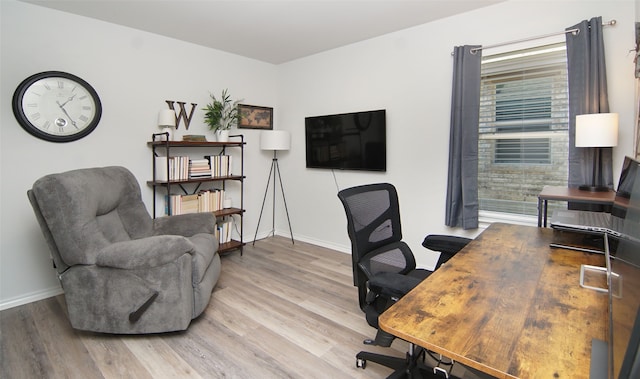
xmin=148 ymin=134 xmax=246 ymax=254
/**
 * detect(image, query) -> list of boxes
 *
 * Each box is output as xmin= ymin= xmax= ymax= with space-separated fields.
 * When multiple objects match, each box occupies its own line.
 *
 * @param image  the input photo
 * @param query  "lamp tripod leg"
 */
xmin=253 ymin=159 xmax=276 ymax=245
xmin=274 ymin=159 xmax=294 ymax=244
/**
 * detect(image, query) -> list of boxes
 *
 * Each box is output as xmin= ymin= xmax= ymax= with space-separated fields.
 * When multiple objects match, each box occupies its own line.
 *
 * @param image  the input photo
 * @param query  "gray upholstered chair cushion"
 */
xmin=28 ymin=166 xmax=221 ymax=334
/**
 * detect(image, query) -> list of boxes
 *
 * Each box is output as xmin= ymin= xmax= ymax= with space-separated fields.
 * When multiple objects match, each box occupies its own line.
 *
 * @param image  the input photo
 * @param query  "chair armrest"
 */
xmin=152 ymin=212 xmax=216 ymax=237
xmin=367 ymin=272 xmax=423 ymax=299
xmin=422 ymin=234 xmax=472 ymax=254
xmin=95 ymin=236 xmax=195 ymax=269
xmin=423 ymin=234 xmax=472 ymax=269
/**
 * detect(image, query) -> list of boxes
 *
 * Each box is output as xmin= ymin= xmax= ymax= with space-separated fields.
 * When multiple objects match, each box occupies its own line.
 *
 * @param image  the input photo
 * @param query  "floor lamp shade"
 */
xmin=261 ymin=130 xmax=291 ymax=151
xmin=575 ymin=113 xmax=618 ymax=147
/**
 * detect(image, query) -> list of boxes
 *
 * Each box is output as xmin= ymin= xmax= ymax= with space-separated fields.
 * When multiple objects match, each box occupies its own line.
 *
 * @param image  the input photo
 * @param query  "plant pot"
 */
xmin=216 ymin=130 xmax=230 ymax=142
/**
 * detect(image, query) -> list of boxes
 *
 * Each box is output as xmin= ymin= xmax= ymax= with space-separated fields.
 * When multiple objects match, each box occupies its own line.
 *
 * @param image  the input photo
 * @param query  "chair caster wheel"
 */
xmin=356 ymin=358 xmax=366 ymax=369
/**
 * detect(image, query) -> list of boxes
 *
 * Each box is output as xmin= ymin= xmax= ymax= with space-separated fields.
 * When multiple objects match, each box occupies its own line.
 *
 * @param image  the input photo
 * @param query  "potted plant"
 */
xmin=203 ymin=89 xmax=241 ymax=142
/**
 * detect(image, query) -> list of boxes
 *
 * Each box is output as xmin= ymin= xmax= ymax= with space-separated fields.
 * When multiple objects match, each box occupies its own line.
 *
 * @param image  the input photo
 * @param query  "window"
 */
xmin=479 ymin=43 xmax=569 ymax=216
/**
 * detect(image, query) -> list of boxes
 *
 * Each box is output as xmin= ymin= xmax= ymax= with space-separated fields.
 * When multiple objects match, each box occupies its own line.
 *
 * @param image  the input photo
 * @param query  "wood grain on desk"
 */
xmin=379 ymin=223 xmax=607 ymax=379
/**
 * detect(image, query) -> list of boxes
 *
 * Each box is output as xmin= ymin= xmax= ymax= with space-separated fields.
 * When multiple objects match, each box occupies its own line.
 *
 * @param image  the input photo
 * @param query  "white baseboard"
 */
xmin=0 ymin=286 xmax=63 ymax=311
xmin=248 ymin=230 xmax=350 ymax=254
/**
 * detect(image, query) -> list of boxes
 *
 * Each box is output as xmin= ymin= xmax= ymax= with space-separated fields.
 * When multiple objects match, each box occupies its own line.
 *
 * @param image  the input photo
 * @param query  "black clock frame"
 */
xmin=12 ymin=71 xmax=102 ymax=143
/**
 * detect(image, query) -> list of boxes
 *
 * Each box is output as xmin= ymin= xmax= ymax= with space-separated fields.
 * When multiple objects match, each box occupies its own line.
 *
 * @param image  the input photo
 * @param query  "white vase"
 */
xmin=216 ymin=130 xmax=230 ymax=142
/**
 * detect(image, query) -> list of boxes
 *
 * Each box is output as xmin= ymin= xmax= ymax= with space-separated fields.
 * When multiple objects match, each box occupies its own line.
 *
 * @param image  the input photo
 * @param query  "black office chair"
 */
xmin=337 ymin=183 xmax=471 ymax=378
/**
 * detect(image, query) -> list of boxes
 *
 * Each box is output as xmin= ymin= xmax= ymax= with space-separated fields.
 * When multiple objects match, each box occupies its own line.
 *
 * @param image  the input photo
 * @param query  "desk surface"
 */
xmin=537 ymin=186 xmax=616 ymax=227
xmin=379 ymin=223 xmax=607 ymax=379
xmin=539 ymin=185 xmax=616 ymax=203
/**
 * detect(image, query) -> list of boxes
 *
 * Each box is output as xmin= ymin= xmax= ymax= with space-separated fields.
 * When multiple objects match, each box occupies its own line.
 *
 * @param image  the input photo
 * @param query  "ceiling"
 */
xmin=21 ymin=0 xmax=503 ymax=64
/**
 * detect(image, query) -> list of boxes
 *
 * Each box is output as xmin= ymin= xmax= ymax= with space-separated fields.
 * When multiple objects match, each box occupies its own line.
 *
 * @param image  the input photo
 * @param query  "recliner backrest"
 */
xmin=29 ymin=166 xmax=154 ymax=267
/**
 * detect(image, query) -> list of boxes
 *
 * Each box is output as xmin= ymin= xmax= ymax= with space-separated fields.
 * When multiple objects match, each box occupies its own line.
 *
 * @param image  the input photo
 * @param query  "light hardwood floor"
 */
xmin=1 ymin=237 xmax=411 ymax=379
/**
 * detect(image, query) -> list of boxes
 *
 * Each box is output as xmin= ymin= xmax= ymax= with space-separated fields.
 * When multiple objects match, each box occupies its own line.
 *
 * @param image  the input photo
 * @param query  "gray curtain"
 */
xmin=445 ymin=45 xmax=481 ymax=229
xmin=566 ymin=16 xmax=613 ymax=190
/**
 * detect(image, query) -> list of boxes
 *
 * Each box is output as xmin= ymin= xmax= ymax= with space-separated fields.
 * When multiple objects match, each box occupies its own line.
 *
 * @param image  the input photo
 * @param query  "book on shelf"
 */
xmin=180 ymin=194 xmax=199 ymax=214
xmin=216 ymin=217 xmax=233 ymax=244
xmin=189 ymin=158 xmax=212 ymax=178
xmin=155 ymin=156 xmax=189 ymax=181
xmin=165 ymin=189 xmax=225 ymax=216
xmin=155 ymin=156 xmax=191 ymax=181
xmin=155 ymin=156 xmax=168 ymax=181
xmin=206 ymin=154 xmax=232 ymax=177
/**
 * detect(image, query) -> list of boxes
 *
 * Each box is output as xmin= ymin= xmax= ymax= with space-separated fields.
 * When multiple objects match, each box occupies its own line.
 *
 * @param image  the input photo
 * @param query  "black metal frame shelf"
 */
xmin=148 ymin=133 xmax=246 ymax=254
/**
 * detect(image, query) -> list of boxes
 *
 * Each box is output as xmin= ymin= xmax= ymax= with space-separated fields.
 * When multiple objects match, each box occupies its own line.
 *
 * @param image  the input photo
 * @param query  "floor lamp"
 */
xmin=576 ymin=113 xmax=618 ymax=192
xmin=253 ymin=130 xmax=294 ymax=245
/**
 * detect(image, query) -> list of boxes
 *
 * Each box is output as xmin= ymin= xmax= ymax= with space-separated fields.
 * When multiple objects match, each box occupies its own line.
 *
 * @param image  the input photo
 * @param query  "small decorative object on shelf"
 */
xmin=157 ymin=109 xmax=175 ymax=141
xmin=148 ymin=133 xmax=246 ymax=254
xmin=182 ymin=134 xmax=207 ymax=142
xmin=203 ymin=89 xmax=242 ymax=143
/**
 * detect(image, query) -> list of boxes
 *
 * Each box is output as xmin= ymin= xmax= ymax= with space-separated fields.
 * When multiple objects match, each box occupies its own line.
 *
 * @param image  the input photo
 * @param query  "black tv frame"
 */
xmin=304 ymin=109 xmax=386 ymax=172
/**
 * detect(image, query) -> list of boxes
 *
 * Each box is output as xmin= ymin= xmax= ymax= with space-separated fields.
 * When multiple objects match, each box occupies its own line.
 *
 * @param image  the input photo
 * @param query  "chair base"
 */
xmin=356 ymin=344 xmax=459 ymax=379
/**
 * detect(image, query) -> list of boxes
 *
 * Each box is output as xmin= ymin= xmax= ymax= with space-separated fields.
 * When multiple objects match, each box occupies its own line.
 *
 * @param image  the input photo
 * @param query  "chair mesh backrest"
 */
xmin=338 ymin=183 xmax=403 ymax=263
xmin=359 ymin=246 xmax=408 ymax=276
xmin=29 ymin=166 xmax=154 ymax=267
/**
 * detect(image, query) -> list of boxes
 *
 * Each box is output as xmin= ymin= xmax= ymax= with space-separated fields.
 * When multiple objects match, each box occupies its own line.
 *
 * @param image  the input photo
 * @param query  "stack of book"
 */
xmin=155 ymin=156 xmax=190 ymax=181
xmin=166 ymin=189 xmax=225 ymax=215
xmin=207 ymin=155 xmax=232 ymax=177
xmin=189 ymin=159 xmax=212 ymax=178
xmin=182 ymin=134 xmax=207 ymax=142
xmin=166 ymin=194 xmax=197 ymax=215
xmin=216 ymin=218 xmax=233 ymax=244
xmin=197 ymin=189 xmax=225 ymax=212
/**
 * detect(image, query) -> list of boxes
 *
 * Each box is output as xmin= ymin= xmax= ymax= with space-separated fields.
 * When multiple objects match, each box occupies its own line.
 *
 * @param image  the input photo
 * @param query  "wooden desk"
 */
xmin=537 ymin=186 xmax=615 ymax=227
xmin=379 ymin=223 xmax=607 ymax=379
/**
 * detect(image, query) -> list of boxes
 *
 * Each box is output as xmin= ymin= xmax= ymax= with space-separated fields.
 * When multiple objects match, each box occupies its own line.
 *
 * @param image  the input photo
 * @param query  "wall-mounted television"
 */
xmin=305 ymin=109 xmax=386 ymax=172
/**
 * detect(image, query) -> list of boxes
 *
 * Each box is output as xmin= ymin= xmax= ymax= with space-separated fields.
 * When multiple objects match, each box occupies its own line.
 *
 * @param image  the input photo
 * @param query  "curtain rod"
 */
xmin=465 ymin=19 xmax=617 ymax=55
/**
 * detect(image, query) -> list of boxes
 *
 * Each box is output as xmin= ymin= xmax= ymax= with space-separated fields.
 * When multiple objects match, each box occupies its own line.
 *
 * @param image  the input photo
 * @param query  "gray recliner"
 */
xmin=27 ymin=166 xmax=221 ymax=334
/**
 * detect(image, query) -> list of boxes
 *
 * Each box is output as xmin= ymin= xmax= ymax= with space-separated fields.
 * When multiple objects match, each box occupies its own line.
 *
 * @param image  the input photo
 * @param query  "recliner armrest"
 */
xmin=152 ymin=212 xmax=216 ymax=236
xmin=95 ymin=235 xmax=196 ymax=269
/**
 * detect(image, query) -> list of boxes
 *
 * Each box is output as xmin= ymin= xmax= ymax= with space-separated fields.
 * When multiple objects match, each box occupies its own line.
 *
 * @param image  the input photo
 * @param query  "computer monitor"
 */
xmin=608 ymin=159 xmax=640 ymax=378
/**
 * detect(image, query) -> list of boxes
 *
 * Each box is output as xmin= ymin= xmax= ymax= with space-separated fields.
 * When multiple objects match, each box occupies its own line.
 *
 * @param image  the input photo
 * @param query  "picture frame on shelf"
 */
xmin=238 ymin=104 xmax=273 ymax=129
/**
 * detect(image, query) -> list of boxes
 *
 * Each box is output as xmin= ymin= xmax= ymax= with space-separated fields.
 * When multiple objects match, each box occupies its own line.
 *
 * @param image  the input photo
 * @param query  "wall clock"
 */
xmin=12 ymin=71 xmax=102 ymax=142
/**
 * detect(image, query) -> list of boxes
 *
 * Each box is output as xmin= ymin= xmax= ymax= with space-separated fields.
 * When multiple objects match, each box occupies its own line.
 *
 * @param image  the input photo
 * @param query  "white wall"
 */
xmin=1 ymin=0 xmax=637 ymax=309
xmin=275 ymin=0 xmax=637 ymax=268
xmin=0 ymin=0 xmax=278 ymax=309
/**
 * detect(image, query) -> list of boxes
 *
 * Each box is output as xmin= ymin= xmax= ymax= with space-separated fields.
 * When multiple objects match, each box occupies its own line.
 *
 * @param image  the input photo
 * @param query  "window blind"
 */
xmin=478 ymin=42 xmax=569 ymax=216
xmin=480 ymin=43 xmax=569 ymax=162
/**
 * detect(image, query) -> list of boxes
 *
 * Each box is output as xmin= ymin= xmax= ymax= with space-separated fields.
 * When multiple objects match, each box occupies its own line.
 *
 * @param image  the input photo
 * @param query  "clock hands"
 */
xmin=57 ymin=94 xmax=77 ymax=108
xmin=56 ymin=100 xmax=78 ymax=128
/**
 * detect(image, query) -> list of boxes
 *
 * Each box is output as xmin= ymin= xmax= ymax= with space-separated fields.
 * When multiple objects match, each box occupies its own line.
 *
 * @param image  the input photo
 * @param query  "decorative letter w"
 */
xmin=165 ymin=101 xmax=197 ymax=130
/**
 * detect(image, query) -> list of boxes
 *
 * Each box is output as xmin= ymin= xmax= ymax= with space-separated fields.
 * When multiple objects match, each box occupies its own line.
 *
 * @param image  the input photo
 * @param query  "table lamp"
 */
xmin=253 ymin=130 xmax=294 ymax=245
xmin=575 ymin=113 xmax=618 ymax=192
xmin=157 ymin=109 xmax=176 ymax=141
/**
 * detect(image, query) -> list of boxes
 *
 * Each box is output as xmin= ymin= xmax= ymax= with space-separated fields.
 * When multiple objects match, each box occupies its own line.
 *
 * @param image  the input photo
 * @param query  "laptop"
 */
xmin=550 ymin=156 xmax=639 ymax=238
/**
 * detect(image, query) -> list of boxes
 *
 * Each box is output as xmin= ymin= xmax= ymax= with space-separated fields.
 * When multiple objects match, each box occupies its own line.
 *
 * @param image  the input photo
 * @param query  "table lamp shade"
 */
xmin=158 ymin=109 xmax=176 ymax=127
xmin=575 ymin=113 xmax=618 ymax=147
xmin=261 ymin=130 xmax=290 ymax=151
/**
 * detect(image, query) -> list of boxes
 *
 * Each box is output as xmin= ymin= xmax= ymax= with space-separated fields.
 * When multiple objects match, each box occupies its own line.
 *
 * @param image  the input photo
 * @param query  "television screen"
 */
xmin=305 ymin=109 xmax=386 ymax=171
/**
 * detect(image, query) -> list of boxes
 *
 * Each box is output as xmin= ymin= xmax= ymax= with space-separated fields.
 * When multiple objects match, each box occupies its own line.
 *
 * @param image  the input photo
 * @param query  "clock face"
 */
xmin=12 ymin=71 xmax=102 ymax=142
